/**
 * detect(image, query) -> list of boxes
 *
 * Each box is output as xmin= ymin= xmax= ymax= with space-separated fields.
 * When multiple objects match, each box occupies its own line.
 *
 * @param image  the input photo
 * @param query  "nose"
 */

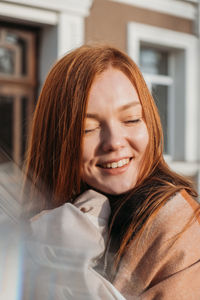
xmin=101 ymin=123 xmax=126 ymax=153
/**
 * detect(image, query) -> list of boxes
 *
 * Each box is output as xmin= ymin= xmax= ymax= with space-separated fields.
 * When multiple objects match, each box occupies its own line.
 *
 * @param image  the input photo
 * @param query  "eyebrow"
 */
xmin=86 ymin=102 xmax=141 ymax=119
xmin=118 ymin=101 xmax=141 ymax=112
xmin=86 ymin=113 xmax=100 ymax=119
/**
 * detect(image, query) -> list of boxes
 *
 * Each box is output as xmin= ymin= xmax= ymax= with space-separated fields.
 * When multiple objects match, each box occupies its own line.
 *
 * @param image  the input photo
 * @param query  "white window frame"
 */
xmin=127 ymin=22 xmax=198 ymax=166
xmin=0 ymin=0 xmax=94 ymax=92
xmin=0 ymin=0 xmax=93 ymax=56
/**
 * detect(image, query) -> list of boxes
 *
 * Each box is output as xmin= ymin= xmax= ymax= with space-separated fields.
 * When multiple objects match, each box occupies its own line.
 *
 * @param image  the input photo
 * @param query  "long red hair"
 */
xmin=24 ymin=45 xmax=198 ymax=264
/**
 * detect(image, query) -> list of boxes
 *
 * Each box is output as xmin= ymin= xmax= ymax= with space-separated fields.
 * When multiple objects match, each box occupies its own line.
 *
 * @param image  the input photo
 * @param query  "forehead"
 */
xmin=87 ymin=67 xmax=141 ymax=113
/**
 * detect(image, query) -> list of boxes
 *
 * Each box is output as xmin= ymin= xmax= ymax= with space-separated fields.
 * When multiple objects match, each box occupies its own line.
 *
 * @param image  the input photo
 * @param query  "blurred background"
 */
xmin=0 ymin=0 xmax=200 ymax=206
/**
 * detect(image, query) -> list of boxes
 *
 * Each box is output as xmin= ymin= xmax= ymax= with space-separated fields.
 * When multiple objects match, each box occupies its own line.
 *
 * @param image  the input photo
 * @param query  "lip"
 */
xmin=97 ymin=157 xmax=133 ymax=175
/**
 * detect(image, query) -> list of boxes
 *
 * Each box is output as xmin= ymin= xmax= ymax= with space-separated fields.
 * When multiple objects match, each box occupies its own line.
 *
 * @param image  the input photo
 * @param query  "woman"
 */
xmin=23 ymin=45 xmax=200 ymax=299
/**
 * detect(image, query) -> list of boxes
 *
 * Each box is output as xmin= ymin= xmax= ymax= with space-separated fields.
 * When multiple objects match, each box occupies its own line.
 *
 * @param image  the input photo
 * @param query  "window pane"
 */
xmin=0 ymin=95 xmax=14 ymax=161
xmin=0 ymin=28 xmax=36 ymax=167
xmin=0 ymin=47 xmax=15 ymax=75
xmin=6 ymin=32 xmax=28 ymax=76
xmin=152 ymin=85 xmax=168 ymax=154
xmin=140 ymin=46 xmax=168 ymax=75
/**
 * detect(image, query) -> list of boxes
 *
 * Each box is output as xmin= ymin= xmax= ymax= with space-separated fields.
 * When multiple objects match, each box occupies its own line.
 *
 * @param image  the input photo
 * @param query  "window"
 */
xmin=139 ymin=45 xmax=173 ymax=155
xmin=127 ymin=22 xmax=198 ymax=162
xmin=0 ymin=27 xmax=36 ymax=166
xmin=127 ymin=22 xmax=199 ymax=190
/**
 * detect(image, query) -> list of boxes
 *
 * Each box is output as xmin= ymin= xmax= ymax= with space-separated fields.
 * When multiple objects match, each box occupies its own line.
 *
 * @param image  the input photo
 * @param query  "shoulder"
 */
xmin=133 ymin=189 xmax=200 ymax=255
xmin=155 ymin=190 xmax=199 ymax=222
xmin=126 ymin=190 xmax=200 ymax=255
xmin=151 ymin=190 xmax=200 ymax=236
xmin=114 ymin=190 xmax=200 ymax=297
xmin=162 ymin=189 xmax=199 ymax=217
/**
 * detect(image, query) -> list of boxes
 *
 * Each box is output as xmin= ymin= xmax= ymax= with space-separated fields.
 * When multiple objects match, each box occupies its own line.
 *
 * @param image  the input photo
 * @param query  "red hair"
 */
xmin=24 ymin=45 xmax=198 ymax=265
xmin=24 ymin=45 xmax=162 ymax=212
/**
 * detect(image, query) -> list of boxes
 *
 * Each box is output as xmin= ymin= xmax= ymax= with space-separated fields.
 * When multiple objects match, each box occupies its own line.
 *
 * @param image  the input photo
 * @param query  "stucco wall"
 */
xmin=85 ymin=0 xmax=194 ymax=51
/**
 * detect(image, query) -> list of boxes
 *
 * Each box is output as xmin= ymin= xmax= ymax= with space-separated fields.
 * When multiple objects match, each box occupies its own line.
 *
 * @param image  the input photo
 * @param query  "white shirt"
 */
xmin=27 ymin=189 xmax=125 ymax=300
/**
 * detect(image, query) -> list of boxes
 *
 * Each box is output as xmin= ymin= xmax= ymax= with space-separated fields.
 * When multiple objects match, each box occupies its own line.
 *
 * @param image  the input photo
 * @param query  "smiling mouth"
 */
xmin=99 ymin=158 xmax=132 ymax=169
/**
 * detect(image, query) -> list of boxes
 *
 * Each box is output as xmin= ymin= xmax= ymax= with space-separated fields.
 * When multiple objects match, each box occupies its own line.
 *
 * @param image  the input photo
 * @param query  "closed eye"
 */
xmin=84 ymin=129 xmax=94 ymax=134
xmin=84 ymin=127 xmax=100 ymax=134
xmin=124 ymin=119 xmax=141 ymax=124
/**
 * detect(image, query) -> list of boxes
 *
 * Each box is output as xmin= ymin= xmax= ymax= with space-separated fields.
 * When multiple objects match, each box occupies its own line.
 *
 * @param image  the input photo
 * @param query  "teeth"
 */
xmin=102 ymin=158 xmax=130 ymax=169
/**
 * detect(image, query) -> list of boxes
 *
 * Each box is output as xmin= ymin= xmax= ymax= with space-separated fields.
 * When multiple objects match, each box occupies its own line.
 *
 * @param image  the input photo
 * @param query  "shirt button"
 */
xmin=80 ymin=206 xmax=93 ymax=213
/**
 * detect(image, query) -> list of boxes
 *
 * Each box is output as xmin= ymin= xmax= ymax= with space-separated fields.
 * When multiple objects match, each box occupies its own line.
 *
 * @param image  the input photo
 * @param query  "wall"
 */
xmin=85 ymin=0 xmax=194 ymax=51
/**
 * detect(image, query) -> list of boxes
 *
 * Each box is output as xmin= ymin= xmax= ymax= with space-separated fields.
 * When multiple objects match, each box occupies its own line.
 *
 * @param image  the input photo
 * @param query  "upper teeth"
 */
xmin=102 ymin=158 xmax=130 ymax=169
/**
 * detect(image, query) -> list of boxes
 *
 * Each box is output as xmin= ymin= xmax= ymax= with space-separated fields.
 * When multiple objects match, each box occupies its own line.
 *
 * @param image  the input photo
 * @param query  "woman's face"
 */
xmin=81 ymin=67 xmax=149 ymax=195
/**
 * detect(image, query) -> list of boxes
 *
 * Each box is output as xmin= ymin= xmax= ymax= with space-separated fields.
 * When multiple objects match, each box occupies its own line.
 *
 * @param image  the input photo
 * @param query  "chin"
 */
xmin=82 ymin=178 xmax=136 ymax=196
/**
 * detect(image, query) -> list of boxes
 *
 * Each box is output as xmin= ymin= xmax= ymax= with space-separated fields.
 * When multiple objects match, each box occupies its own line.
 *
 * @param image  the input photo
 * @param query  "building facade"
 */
xmin=0 ymin=0 xmax=200 ymax=193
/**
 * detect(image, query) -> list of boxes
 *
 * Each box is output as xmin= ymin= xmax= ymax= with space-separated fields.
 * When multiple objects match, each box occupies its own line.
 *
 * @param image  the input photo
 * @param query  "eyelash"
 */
xmin=84 ymin=127 xmax=99 ymax=134
xmin=84 ymin=129 xmax=94 ymax=134
xmin=124 ymin=119 xmax=141 ymax=124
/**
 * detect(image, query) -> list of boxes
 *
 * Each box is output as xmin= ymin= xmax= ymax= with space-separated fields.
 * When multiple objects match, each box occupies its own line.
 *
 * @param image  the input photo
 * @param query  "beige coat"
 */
xmin=114 ymin=190 xmax=200 ymax=299
xmin=29 ymin=189 xmax=200 ymax=299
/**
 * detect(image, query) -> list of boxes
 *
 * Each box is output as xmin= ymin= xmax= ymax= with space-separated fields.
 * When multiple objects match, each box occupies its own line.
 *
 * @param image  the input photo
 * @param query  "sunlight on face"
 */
xmin=82 ymin=67 xmax=149 ymax=195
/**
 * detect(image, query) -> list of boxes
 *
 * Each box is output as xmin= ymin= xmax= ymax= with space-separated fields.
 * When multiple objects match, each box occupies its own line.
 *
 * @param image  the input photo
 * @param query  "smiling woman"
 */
xmin=82 ymin=67 xmax=149 ymax=195
xmin=23 ymin=45 xmax=200 ymax=299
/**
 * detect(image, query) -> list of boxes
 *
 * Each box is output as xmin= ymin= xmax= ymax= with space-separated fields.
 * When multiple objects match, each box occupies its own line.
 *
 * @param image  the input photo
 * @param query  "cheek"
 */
xmin=81 ymin=145 xmax=92 ymax=180
xmin=81 ymin=144 xmax=97 ymax=184
xmin=140 ymin=127 xmax=149 ymax=150
xmin=82 ymin=143 xmax=91 ymax=165
xmin=131 ymin=124 xmax=149 ymax=152
xmin=82 ymin=136 xmax=98 ymax=166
